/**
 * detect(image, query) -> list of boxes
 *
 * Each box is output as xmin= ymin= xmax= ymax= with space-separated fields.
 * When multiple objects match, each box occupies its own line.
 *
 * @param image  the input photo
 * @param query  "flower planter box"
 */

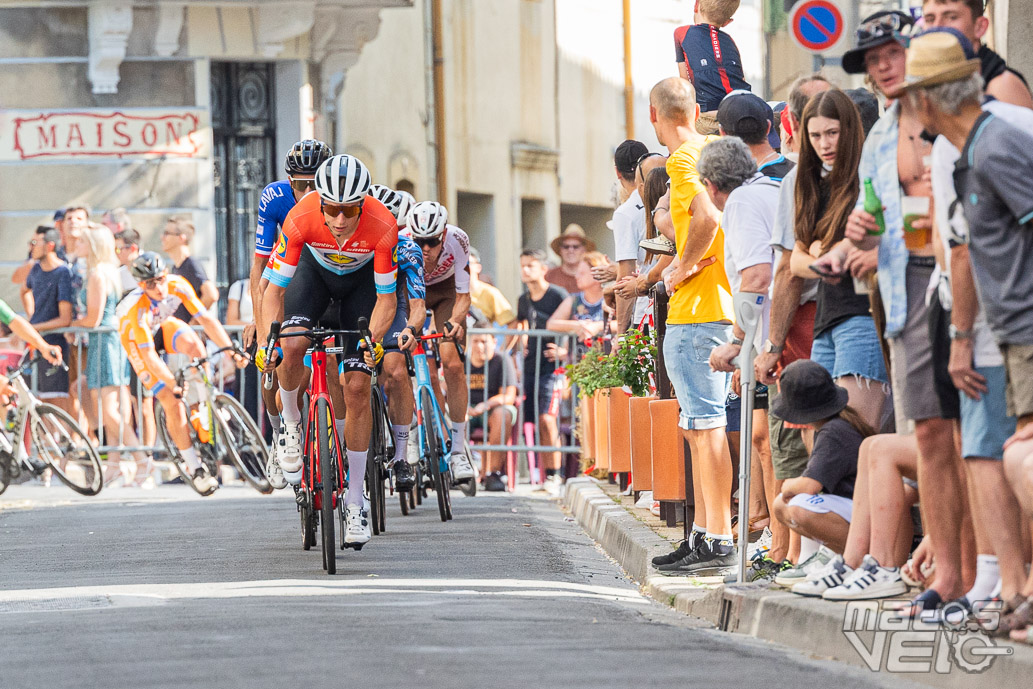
xmin=607 ymin=387 xmax=632 ymax=473
xmin=579 ymin=394 xmax=595 ymax=461
xmin=650 ymin=398 xmax=685 ymax=501
xmin=593 ymin=389 xmax=610 ymax=471
xmin=630 ymin=395 xmax=657 ymax=491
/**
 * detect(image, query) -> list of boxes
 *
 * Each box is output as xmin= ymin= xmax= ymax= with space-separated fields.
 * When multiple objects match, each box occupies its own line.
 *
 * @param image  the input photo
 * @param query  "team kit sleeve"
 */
xmin=453 ymin=229 xmax=471 ymax=294
xmin=374 ymin=225 xmax=399 ymax=295
xmin=255 ymin=182 xmax=285 ymax=258
xmin=400 ymin=240 xmax=426 ymax=301
xmin=263 ymin=215 xmax=304 ymax=288
xmin=168 ymin=275 xmax=207 ymax=318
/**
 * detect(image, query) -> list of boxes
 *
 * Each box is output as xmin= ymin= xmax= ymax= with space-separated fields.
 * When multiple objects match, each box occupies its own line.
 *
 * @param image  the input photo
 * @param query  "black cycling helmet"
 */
xmin=131 ymin=251 xmax=168 ymax=282
xmin=284 ymin=139 xmax=333 ymax=176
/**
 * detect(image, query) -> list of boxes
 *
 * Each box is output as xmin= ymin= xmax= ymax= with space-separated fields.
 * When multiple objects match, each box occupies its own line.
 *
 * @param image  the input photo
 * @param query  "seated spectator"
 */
xmin=467 ymin=324 xmax=519 ymax=492
xmin=770 ymin=361 xmax=873 ymax=581
xmin=673 ymin=0 xmax=751 ymax=133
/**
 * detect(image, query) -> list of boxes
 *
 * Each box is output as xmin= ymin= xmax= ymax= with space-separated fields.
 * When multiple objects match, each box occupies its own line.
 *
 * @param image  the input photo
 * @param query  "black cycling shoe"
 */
xmin=393 ymin=460 xmax=416 ymax=492
xmin=651 ymin=530 xmax=703 ymax=567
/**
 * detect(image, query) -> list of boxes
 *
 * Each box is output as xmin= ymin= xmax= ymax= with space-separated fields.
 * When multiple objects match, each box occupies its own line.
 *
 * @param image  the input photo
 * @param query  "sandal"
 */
xmin=990 ymin=595 xmax=1033 ymax=638
xmin=892 ymin=589 xmax=943 ymax=619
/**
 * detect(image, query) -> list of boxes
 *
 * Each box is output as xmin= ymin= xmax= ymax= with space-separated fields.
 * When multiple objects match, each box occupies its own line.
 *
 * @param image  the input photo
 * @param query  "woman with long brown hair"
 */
xmin=789 ymin=89 xmax=888 ymax=430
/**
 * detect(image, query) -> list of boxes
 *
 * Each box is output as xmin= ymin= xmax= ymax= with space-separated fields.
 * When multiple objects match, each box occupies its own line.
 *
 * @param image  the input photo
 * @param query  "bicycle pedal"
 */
xmin=343 ymin=542 xmax=364 ymax=551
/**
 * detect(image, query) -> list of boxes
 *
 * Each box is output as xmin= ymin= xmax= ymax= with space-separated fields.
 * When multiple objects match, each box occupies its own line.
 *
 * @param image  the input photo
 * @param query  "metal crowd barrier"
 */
xmin=15 ymin=325 xmax=585 ymax=471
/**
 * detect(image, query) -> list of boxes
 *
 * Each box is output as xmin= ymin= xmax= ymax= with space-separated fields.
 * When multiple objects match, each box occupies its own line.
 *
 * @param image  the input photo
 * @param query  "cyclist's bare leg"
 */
xmin=341 ymin=370 xmax=373 ymax=507
xmin=274 ymin=327 xmax=310 ymax=422
xmin=383 ymin=352 xmax=414 ymax=462
xmin=155 ymin=386 xmax=192 ymax=452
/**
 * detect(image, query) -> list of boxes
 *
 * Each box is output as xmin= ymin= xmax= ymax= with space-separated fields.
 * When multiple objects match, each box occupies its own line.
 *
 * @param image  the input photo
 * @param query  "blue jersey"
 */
xmin=255 ymin=180 xmax=296 ymax=258
xmin=397 ymin=236 xmax=425 ymax=313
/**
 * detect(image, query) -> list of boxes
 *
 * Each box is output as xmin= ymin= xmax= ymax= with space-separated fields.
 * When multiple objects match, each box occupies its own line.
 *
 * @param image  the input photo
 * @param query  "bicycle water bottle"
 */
xmin=190 ymin=408 xmax=211 ymax=444
xmin=863 ymin=178 xmax=886 ymax=235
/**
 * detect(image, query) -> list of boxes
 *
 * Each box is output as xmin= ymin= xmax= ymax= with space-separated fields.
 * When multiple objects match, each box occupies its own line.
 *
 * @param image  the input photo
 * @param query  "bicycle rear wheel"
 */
xmin=155 ymin=404 xmax=216 ymax=496
xmin=213 ymin=393 xmax=272 ymax=494
xmin=31 ymin=403 xmax=102 ymax=496
xmin=0 ymin=451 xmax=11 ymax=496
xmin=316 ymin=398 xmax=336 ymax=575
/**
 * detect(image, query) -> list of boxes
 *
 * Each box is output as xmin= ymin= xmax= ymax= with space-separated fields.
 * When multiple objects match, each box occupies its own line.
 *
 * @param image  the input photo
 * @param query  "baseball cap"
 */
xmin=53 ymin=209 xmax=66 ymax=221
xmin=614 ymin=140 xmax=650 ymax=175
xmin=717 ymin=91 xmax=781 ymax=150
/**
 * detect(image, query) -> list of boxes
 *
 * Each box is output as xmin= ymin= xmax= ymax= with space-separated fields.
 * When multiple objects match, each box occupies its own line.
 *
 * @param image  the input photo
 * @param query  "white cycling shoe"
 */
xmin=343 ymin=504 xmax=371 ymax=549
xmin=277 ymin=421 xmax=304 ymax=486
xmin=449 ymin=449 xmax=475 ymax=481
xmin=265 ymin=453 xmax=288 ymax=490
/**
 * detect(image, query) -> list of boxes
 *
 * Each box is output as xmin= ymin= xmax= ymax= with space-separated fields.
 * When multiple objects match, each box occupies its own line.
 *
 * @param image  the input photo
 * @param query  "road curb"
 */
xmin=562 ymin=477 xmax=1033 ymax=687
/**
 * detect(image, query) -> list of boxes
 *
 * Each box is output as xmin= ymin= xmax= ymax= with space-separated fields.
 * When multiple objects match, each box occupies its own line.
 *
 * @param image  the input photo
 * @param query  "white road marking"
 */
xmin=0 ymin=578 xmax=647 ymax=611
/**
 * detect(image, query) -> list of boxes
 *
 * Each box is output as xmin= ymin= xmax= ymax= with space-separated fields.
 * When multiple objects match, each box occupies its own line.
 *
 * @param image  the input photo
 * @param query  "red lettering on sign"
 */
xmin=12 ymin=111 xmax=203 ymax=160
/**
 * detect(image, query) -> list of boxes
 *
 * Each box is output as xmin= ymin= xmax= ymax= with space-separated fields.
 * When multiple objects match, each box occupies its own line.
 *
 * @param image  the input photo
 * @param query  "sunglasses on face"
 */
xmin=561 ymin=243 xmax=583 ymax=251
xmin=415 ymin=237 xmax=442 ymax=249
xmin=322 ymin=201 xmax=363 ymax=219
xmin=635 ymin=152 xmax=663 ymax=170
xmin=288 ymin=177 xmax=314 ymax=193
xmin=143 ymin=275 xmax=168 ymax=289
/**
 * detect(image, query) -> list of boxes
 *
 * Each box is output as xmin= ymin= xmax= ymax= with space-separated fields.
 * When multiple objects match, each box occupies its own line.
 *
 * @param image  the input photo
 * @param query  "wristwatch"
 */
xmin=949 ymin=324 xmax=974 ymax=341
xmin=730 ymin=336 xmax=744 ymax=347
xmin=762 ymin=339 xmax=784 ymax=355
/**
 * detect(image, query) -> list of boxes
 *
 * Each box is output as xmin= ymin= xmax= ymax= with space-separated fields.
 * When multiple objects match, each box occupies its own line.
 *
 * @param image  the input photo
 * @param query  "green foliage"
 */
xmin=565 ymin=328 xmax=656 ymax=399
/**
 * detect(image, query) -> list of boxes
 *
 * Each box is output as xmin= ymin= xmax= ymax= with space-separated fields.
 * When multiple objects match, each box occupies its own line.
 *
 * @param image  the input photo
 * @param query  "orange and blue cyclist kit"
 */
xmin=263 ymin=191 xmax=398 ymax=374
xmin=117 ymin=274 xmax=206 ymax=393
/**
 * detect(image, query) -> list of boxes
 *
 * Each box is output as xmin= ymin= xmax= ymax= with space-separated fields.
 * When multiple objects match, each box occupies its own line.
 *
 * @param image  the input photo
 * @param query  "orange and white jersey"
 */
xmin=116 ymin=274 xmax=206 ymax=348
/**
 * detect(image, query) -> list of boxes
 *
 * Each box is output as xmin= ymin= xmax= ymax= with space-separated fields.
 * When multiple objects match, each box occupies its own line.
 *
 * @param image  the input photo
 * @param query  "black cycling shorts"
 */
xmin=282 ymin=251 xmax=378 ymax=375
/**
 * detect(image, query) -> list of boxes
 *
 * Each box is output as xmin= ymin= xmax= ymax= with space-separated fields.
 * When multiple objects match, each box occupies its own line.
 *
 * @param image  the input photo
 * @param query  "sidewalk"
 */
xmin=562 ymin=476 xmax=1033 ymax=688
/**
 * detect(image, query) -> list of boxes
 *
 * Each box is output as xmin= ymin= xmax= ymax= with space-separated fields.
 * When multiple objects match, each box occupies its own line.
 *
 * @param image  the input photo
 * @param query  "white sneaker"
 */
xmin=265 ymin=453 xmax=288 ymax=490
xmin=544 ymin=474 xmax=564 ymax=496
xmin=449 ymin=450 xmax=475 ymax=480
xmin=634 ymin=491 xmax=654 ymax=509
xmin=823 ymin=554 xmax=907 ymax=601
xmin=277 ymin=421 xmax=304 ymax=486
xmin=343 ymin=504 xmax=371 ymax=548
xmin=792 ymin=554 xmax=852 ymax=597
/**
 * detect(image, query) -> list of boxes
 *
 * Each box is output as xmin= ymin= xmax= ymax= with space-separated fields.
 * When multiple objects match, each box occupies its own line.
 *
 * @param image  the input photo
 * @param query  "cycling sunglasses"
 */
xmin=856 ymin=12 xmax=913 ymax=43
xmin=288 ymin=176 xmax=314 ymax=193
xmin=322 ymin=200 xmax=363 ymax=218
xmin=415 ymin=236 xmax=442 ymax=248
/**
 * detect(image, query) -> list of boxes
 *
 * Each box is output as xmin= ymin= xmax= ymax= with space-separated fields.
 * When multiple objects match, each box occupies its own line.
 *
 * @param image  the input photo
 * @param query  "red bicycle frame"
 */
xmin=302 ymin=340 xmax=344 ymax=512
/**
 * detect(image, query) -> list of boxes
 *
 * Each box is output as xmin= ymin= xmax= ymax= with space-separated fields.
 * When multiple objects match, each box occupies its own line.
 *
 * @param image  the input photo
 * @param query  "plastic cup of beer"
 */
xmin=902 ymin=196 xmax=931 ymax=250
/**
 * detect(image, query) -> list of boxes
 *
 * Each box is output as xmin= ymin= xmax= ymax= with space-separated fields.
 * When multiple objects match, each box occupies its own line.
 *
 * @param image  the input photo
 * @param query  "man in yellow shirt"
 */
xmin=649 ymin=76 xmax=738 ymax=577
xmin=469 ymin=247 xmax=516 ymax=326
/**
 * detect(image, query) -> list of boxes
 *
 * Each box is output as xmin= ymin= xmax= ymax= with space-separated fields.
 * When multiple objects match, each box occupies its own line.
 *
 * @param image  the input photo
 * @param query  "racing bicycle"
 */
xmin=155 ymin=345 xmax=272 ymax=496
xmin=0 ymin=352 xmax=103 ymax=496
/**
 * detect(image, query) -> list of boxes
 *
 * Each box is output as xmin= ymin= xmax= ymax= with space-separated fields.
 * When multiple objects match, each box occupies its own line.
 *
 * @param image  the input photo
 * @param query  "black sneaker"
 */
xmin=658 ymin=539 xmax=737 ymax=576
xmin=484 ymin=472 xmax=506 ymax=492
xmin=652 ymin=530 xmax=703 ymax=567
xmin=393 ymin=460 xmax=416 ymax=492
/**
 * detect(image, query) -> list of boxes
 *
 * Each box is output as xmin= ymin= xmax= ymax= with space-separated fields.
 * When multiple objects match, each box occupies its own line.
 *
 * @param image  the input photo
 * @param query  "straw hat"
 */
xmin=887 ymin=28 xmax=980 ymax=98
xmin=550 ymin=224 xmax=596 ymax=256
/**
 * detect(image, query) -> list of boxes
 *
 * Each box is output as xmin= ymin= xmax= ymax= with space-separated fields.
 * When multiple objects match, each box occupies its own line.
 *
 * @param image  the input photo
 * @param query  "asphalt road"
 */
xmin=0 ymin=484 xmax=920 ymax=689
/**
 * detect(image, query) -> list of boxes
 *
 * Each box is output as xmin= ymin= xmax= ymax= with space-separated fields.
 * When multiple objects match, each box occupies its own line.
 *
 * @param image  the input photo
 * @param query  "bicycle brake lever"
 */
xmin=263 ymin=321 xmax=282 ymax=390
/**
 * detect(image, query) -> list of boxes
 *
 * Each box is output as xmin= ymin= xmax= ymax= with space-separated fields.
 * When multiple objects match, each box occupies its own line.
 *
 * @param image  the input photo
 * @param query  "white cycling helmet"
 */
xmin=395 ymin=190 xmax=416 ymax=227
xmin=314 ymin=154 xmax=371 ymax=205
xmin=406 ymin=201 xmax=448 ymax=239
xmin=368 ymin=184 xmax=401 ymax=217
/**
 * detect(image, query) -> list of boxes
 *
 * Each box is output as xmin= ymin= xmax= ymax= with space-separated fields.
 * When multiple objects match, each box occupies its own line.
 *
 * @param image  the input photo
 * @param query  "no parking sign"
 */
xmin=789 ymin=0 xmax=846 ymax=53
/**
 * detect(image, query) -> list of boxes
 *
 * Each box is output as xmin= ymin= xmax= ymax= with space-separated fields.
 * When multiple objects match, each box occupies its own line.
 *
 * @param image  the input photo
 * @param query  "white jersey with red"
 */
xmin=424 ymin=225 xmax=470 ymax=294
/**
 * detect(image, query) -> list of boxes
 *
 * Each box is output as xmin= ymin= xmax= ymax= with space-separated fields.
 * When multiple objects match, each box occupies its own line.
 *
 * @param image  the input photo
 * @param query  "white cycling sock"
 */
xmin=450 ymin=421 xmax=467 ymax=453
xmin=181 ymin=446 xmax=201 ymax=472
xmin=279 ymin=386 xmax=301 ymax=423
xmin=798 ymin=536 xmax=820 ymax=563
xmin=266 ymin=412 xmax=280 ymax=434
xmin=392 ymin=425 xmax=410 ymax=463
xmin=335 ymin=419 xmax=346 ymax=447
xmin=345 ymin=449 xmax=367 ymax=508
xmin=965 ymin=554 xmax=1000 ymax=603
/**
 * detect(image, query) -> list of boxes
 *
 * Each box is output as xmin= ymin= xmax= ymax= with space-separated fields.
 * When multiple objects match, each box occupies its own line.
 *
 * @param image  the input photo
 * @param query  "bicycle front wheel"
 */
xmin=31 ymin=404 xmax=103 ymax=496
xmin=419 ymin=388 xmax=449 ymax=523
xmin=213 ymin=393 xmax=272 ymax=494
xmin=316 ymin=398 xmax=336 ymax=575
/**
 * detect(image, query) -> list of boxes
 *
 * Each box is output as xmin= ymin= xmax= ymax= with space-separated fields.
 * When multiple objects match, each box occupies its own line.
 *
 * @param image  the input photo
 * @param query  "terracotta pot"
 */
xmin=593 ymin=389 xmax=610 ymax=471
xmin=650 ymin=399 xmax=685 ymax=501
xmin=579 ymin=393 xmax=595 ymax=461
xmin=607 ymin=388 xmax=632 ymax=473
xmin=630 ymin=395 xmax=657 ymax=491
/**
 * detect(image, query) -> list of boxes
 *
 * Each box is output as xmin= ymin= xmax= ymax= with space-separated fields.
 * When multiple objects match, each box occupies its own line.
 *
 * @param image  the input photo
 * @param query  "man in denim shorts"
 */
xmin=649 ymin=77 xmax=737 ymax=577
